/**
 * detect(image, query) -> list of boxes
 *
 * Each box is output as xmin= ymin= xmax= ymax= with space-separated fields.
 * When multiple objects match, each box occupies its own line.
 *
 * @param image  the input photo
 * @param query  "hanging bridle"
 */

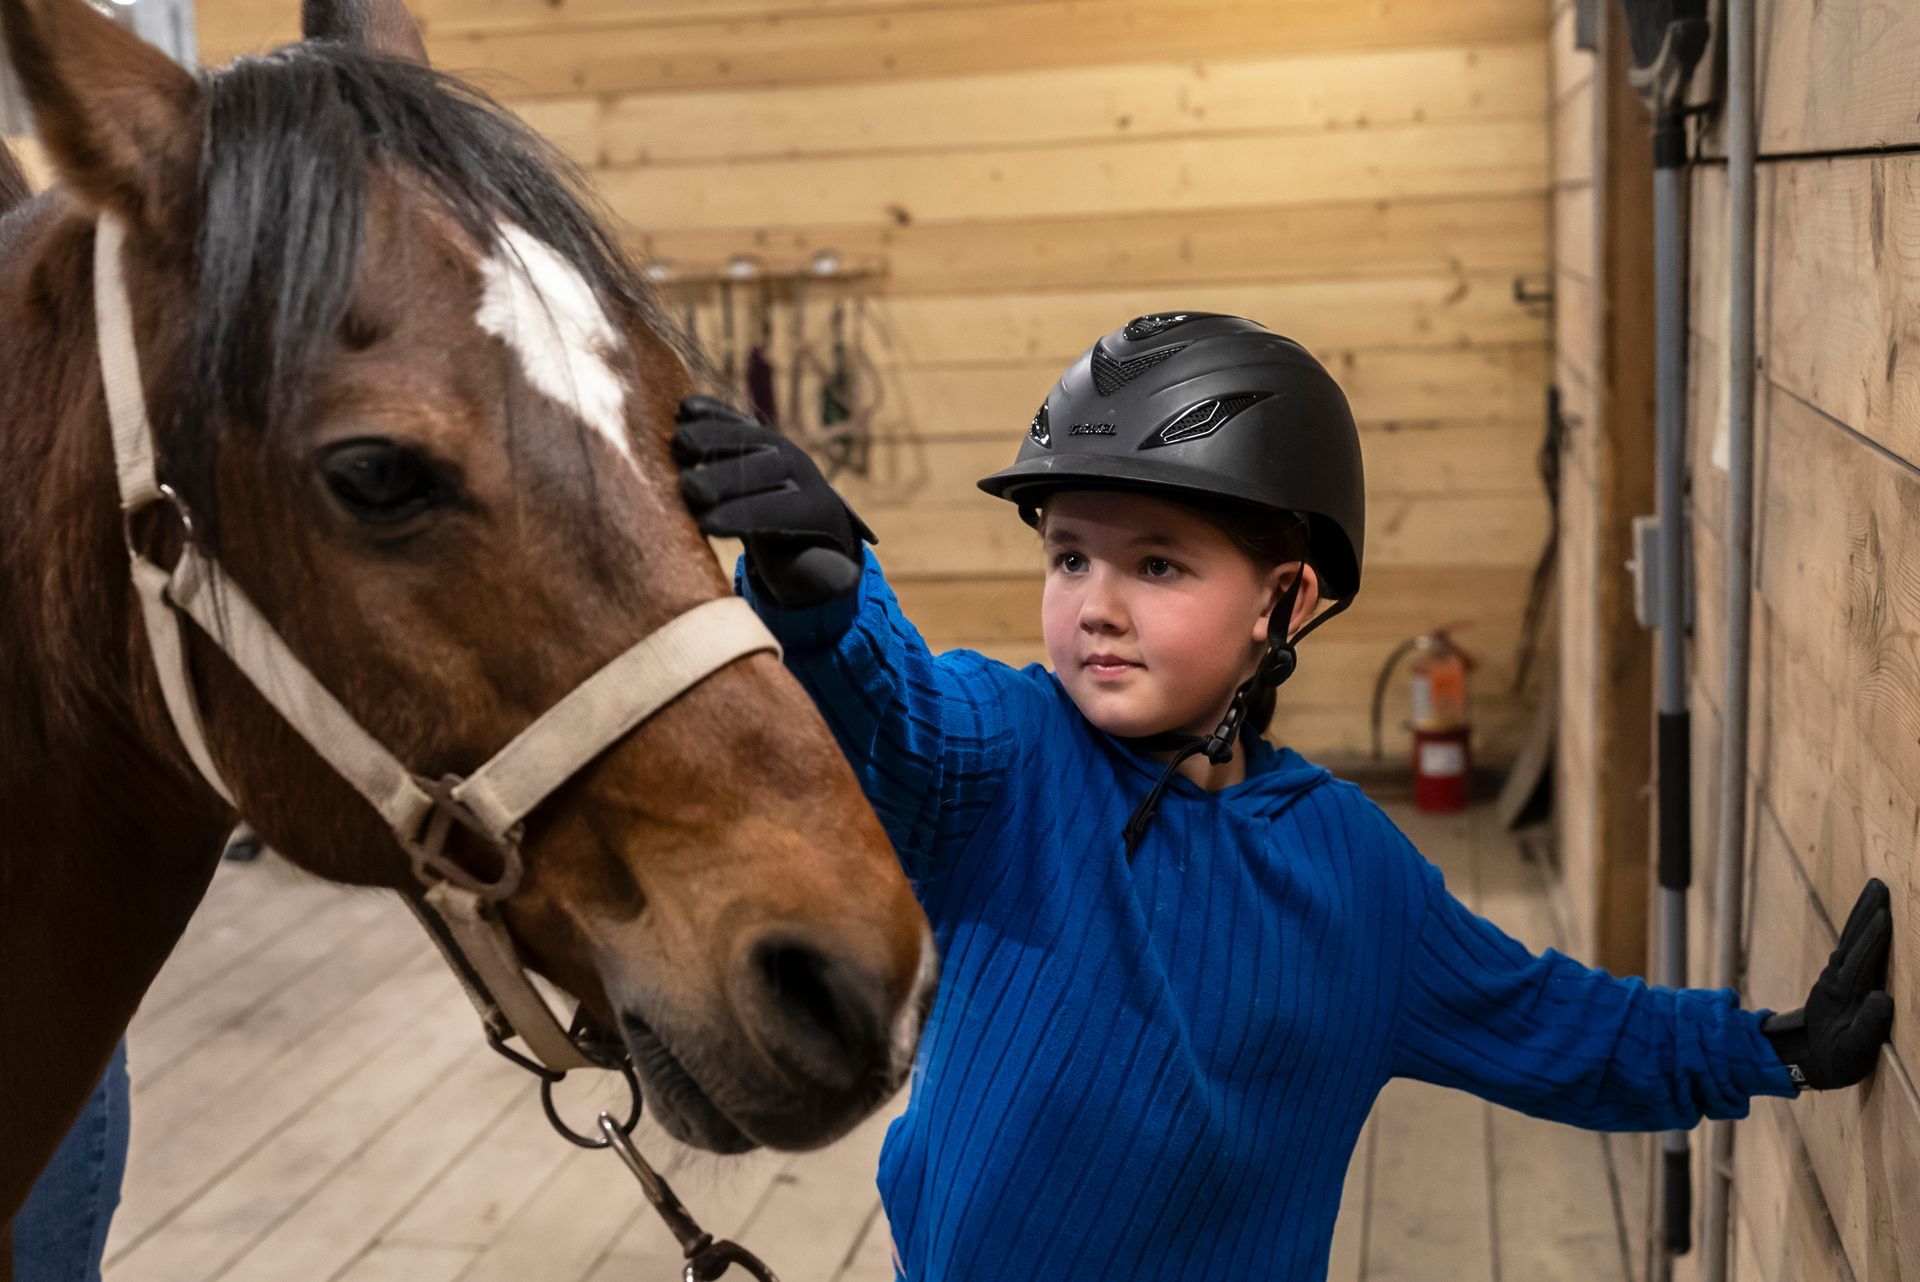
xmin=94 ymin=212 xmax=782 ymax=1280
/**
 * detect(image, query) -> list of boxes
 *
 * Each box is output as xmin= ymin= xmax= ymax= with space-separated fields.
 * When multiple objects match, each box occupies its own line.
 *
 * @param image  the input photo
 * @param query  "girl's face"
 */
xmin=1040 ymin=490 xmax=1318 ymax=741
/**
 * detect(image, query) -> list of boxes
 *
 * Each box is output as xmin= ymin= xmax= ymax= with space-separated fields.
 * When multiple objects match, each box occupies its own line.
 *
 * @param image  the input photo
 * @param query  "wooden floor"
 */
xmin=101 ymin=800 xmax=1636 ymax=1281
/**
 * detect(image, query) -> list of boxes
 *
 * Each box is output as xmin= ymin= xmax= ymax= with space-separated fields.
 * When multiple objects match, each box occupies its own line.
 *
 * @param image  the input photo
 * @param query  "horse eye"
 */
xmin=321 ymin=440 xmax=444 ymax=525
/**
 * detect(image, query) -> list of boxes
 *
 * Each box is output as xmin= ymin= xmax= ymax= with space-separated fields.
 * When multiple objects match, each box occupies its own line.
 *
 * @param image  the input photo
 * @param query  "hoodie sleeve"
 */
xmin=1388 ymin=853 xmax=1797 ymax=1130
xmin=736 ymin=551 xmax=1049 ymax=881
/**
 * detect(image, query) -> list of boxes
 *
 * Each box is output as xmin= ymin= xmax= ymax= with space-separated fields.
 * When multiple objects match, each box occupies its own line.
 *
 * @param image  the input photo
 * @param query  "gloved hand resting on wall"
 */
xmin=1762 ymin=879 xmax=1896 ymax=1091
xmin=672 ymin=395 xmax=875 ymax=609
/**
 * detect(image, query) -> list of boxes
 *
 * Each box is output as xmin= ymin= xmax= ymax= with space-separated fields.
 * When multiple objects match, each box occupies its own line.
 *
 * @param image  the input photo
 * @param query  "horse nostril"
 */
xmin=744 ymin=931 xmax=890 ymax=1087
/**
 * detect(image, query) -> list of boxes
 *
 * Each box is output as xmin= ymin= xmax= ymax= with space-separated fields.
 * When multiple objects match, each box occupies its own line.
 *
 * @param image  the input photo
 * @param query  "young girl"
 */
xmin=673 ymin=312 xmax=1893 ymax=1280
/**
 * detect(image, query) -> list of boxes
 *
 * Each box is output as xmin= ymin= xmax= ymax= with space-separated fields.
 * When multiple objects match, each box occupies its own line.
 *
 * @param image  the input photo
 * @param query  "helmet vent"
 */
xmin=1029 ymin=403 xmax=1052 ymax=448
xmin=1141 ymin=393 xmax=1269 ymax=449
xmin=1123 ymin=312 xmax=1204 ymax=341
xmin=1091 ymin=342 xmax=1187 ymax=397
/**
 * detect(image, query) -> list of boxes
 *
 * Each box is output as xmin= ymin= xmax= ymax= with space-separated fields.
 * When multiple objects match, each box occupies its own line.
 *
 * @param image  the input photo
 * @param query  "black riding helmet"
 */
xmin=978 ymin=311 xmax=1364 ymax=603
xmin=976 ymin=312 xmax=1367 ymax=855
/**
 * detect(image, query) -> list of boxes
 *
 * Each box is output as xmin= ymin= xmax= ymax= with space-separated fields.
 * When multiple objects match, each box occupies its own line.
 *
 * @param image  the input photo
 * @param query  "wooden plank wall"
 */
xmin=1677 ymin=1 xmax=1920 ymax=1278
xmin=184 ymin=0 xmax=1554 ymax=768
xmin=1547 ymin=0 xmax=1605 ymax=968
xmin=1547 ymin=0 xmax=1656 ymax=978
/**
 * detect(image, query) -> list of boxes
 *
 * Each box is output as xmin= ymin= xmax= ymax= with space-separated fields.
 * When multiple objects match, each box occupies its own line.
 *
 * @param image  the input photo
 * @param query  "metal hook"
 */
xmin=596 ymin=1114 xmax=782 ymax=1281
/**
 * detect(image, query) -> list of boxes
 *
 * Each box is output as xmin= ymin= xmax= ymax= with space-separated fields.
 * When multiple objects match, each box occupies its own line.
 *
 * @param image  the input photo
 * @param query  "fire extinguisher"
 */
xmin=1371 ymin=626 xmax=1475 ymax=812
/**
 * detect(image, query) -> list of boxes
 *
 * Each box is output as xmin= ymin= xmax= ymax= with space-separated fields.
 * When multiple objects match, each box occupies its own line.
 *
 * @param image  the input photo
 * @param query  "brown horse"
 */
xmin=0 ymin=0 xmax=932 ymax=1260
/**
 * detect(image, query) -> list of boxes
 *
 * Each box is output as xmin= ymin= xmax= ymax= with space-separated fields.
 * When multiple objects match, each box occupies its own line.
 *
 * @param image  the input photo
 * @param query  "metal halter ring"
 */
xmin=540 ymin=1058 xmax=644 ymax=1149
xmin=122 ymin=484 xmax=196 ymax=561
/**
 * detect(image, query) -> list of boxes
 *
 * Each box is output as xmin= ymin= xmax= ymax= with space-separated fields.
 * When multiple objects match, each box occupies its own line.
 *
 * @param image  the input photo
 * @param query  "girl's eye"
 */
xmin=1051 ymin=551 xmax=1086 ymax=574
xmin=1143 ymin=557 xmax=1178 ymax=578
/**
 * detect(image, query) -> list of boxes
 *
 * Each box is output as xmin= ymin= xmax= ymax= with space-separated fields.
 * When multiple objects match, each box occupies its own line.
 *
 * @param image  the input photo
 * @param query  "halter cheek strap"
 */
xmin=94 ymin=211 xmax=781 ymax=1073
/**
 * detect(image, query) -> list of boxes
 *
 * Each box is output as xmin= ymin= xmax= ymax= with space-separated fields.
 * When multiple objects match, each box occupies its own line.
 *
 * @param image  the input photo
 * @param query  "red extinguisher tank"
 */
xmin=1408 ymin=631 xmax=1472 ymax=812
xmin=1373 ymin=627 xmax=1475 ymax=813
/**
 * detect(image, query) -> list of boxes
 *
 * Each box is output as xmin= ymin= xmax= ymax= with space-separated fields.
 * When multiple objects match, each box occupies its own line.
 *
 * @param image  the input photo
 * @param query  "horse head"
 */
xmin=0 ymin=0 xmax=932 ymax=1155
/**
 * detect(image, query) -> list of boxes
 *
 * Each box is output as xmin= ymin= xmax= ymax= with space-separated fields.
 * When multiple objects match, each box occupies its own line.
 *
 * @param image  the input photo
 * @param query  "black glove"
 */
xmin=1762 ymin=878 xmax=1895 ymax=1091
xmin=672 ymin=395 xmax=875 ymax=609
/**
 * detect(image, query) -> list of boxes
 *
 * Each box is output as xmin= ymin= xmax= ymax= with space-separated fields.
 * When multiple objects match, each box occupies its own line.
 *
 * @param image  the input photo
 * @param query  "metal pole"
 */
xmin=1651 ymin=125 xmax=1694 ymax=1262
xmin=1701 ymin=0 xmax=1758 ymax=1275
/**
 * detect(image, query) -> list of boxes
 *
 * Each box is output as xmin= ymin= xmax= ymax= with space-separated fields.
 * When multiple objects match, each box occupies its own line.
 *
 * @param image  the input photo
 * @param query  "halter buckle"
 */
xmin=401 ymin=773 xmax=524 ymax=901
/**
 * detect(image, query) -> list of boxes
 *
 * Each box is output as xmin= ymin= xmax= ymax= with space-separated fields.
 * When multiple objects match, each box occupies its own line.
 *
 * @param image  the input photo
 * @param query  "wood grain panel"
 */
xmin=1549 ymin=1 xmax=1592 ymax=104
xmin=1547 ymin=17 xmax=1594 ymax=921
xmin=1553 ymin=183 xmax=1594 ymax=279
xmin=863 ymin=276 xmax=1541 ymax=364
xmin=1554 ymin=266 xmax=1595 ymax=381
xmin=513 ymin=42 xmax=1546 ymax=166
xmin=1553 ymin=425 xmax=1599 ymax=961
xmin=1731 ymin=1090 xmax=1857 ymax=1282
xmin=1551 ymin=77 xmax=1593 ymax=188
xmin=639 ymin=195 xmax=1550 ymax=296
xmin=643 ymin=193 xmax=1550 ymax=298
xmin=1690 ymin=161 xmax=1732 ymax=351
xmin=597 ymin=119 xmax=1547 ymax=231
xmin=1688 ymin=331 xmax=1729 ymax=545
xmin=339 ymin=0 xmax=1549 ymax=100
xmin=848 ymin=346 xmax=1549 ymax=451
xmin=1580 ymin=10 xmax=1656 ymax=981
xmin=1734 ymin=386 xmax=1920 ymax=1082
xmin=1743 ymin=807 xmax=1920 ymax=1282
xmin=426 ymin=0 xmax=1015 ymax=34
xmin=1753 ymin=0 xmax=1920 ymax=154
xmin=1766 ymin=155 xmax=1920 ymax=472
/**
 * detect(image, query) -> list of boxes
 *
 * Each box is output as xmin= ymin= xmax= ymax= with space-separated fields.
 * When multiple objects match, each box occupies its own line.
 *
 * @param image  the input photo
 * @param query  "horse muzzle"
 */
xmin=610 ymin=917 xmax=935 ymax=1152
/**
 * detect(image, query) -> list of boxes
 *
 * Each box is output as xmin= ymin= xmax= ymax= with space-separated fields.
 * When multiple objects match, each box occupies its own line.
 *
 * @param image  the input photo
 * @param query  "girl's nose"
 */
xmin=1078 ymin=568 xmax=1128 ymax=634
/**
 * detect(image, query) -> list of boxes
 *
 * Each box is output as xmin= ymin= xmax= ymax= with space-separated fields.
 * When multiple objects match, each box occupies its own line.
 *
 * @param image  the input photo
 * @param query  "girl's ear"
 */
xmin=1252 ymin=562 xmax=1321 ymax=644
xmin=1 ymin=0 xmax=200 ymax=235
xmin=1290 ymin=563 xmax=1322 ymax=634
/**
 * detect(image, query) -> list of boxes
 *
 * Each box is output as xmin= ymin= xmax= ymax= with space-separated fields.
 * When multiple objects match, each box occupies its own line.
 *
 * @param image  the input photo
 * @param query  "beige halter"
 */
xmin=94 ymin=212 xmax=780 ymax=1072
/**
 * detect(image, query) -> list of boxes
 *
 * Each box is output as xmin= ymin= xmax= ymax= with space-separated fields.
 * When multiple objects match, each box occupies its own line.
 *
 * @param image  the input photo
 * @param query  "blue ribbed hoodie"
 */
xmin=739 ymin=554 xmax=1795 ymax=1281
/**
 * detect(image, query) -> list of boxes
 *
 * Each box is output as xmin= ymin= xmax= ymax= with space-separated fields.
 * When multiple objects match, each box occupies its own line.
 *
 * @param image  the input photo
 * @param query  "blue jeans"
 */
xmin=12 ymin=1041 xmax=129 ymax=1282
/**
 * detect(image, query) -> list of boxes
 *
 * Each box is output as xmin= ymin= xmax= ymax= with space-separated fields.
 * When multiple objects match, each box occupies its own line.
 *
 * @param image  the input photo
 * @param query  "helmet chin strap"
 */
xmin=1119 ymin=575 xmax=1351 ymax=858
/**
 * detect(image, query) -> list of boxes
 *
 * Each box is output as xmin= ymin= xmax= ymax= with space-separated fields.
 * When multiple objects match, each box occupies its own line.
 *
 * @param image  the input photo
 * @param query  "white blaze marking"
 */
xmin=477 ymin=223 xmax=633 ymax=462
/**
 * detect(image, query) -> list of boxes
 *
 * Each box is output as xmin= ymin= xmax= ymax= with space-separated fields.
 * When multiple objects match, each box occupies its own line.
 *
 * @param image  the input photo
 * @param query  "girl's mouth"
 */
xmin=1084 ymin=655 xmax=1142 ymax=680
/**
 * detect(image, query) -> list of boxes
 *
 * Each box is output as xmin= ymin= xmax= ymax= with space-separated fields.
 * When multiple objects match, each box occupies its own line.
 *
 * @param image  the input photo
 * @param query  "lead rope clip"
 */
xmin=595 ymin=1113 xmax=782 ymax=1282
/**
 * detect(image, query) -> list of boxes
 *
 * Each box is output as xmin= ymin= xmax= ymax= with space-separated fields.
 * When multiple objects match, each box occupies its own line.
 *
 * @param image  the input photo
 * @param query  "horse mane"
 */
xmin=173 ymin=43 xmax=678 ymax=547
xmin=0 ymin=139 xmax=29 ymax=215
